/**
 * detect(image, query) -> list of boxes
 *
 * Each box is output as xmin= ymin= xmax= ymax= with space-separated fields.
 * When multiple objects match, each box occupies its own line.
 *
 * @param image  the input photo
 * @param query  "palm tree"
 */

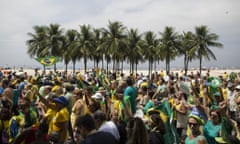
xmin=27 ymin=25 xmax=48 ymax=57
xmin=127 ymin=28 xmax=143 ymax=74
xmin=102 ymin=21 xmax=127 ymax=73
xmin=159 ymin=26 xmax=180 ymax=75
xmin=92 ymin=28 xmax=104 ymax=69
xmin=179 ymin=31 xmax=197 ymax=75
xmin=142 ymin=31 xmax=159 ymax=77
xmin=26 ymin=25 xmax=49 ymax=71
xmin=45 ymin=24 xmax=65 ymax=72
xmin=78 ymin=24 xmax=93 ymax=73
xmin=194 ymin=25 xmax=223 ymax=76
xmin=63 ymin=29 xmax=78 ymax=73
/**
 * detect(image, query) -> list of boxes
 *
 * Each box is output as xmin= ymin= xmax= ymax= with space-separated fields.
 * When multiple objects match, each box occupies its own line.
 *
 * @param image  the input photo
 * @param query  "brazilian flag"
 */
xmin=76 ymin=79 xmax=90 ymax=89
xmin=35 ymin=56 xmax=60 ymax=67
xmin=147 ymin=100 xmax=179 ymax=144
xmin=98 ymin=73 xmax=110 ymax=88
xmin=208 ymin=77 xmax=222 ymax=97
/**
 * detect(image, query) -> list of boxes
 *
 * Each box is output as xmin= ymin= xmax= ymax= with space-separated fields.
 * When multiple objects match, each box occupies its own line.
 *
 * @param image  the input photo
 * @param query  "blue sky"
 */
xmin=0 ymin=0 xmax=239 ymax=69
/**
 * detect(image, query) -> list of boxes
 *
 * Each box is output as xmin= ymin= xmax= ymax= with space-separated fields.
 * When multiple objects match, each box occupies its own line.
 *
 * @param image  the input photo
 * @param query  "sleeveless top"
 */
xmin=185 ymin=135 xmax=206 ymax=144
xmin=203 ymin=120 xmax=221 ymax=144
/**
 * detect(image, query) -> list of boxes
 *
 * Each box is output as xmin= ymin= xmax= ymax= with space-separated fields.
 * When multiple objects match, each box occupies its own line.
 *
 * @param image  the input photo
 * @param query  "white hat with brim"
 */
xmin=91 ymin=93 xmax=104 ymax=100
xmin=15 ymin=71 xmax=24 ymax=77
xmin=235 ymin=85 xmax=240 ymax=90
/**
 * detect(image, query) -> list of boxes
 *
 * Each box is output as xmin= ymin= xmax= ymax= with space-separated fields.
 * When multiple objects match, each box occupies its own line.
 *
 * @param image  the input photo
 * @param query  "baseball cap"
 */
xmin=53 ymin=96 xmax=68 ymax=106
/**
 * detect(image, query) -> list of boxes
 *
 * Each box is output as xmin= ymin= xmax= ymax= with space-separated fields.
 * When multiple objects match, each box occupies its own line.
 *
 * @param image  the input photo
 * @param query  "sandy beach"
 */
xmin=3 ymin=68 xmax=239 ymax=78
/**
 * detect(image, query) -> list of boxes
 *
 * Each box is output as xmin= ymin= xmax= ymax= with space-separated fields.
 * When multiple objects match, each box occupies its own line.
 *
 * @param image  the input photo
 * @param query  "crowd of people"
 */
xmin=0 ymin=68 xmax=240 ymax=144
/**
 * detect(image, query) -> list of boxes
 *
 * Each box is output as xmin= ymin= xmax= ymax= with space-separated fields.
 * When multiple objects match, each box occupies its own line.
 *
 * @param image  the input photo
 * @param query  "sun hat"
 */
xmin=53 ymin=96 xmax=68 ymax=106
xmin=15 ymin=71 xmax=25 ymax=77
xmin=97 ymin=87 xmax=106 ymax=93
xmin=235 ymin=85 xmax=240 ymax=90
xmin=188 ymin=109 xmax=205 ymax=125
xmin=188 ymin=114 xmax=205 ymax=125
xmin=91 ymin=92 xmax=104 ymax=100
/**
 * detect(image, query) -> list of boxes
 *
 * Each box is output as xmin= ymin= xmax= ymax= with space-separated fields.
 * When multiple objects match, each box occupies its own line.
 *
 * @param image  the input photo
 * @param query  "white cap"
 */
xmin=236 ymin=85 xmax=240 ymax=90
xmin=91 ymin=92 xmax=104 ymax=100
xmin=142 ymin=77 xmax=147 ymax=81
xmin=15 ymin=71 xmax=24 ymax=77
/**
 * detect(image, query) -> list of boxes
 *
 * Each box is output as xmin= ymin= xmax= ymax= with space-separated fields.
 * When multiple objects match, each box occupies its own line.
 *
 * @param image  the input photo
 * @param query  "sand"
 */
xmin=3 ymin=68 xmax=239 ymax=78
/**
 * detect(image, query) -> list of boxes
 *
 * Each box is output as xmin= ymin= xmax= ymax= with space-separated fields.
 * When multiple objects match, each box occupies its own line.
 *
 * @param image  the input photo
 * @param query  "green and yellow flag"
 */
xmin=35 ymin=56 xmax=60 ymax=67
xmin=146 ymin=100 xmax=179 ymax=144
xmin=208 ymin=77 xmax=222 ymax=97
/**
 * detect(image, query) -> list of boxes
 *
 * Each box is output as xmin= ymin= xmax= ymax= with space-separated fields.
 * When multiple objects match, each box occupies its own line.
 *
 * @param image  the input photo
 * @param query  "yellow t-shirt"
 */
xmin=223 ymin=73 xmax=228 ymax=80
xmin=45 ymin=108 xmax=57 ymax=125
xmin=222 ymin=87 xmax=228 ymax=100
xmin=49 ymin=107 xmax=69 ymax=132
xmin=159 ymin=71 xmax=164 ymax=78
xmin=48 ymin=107 xmax=69 ymax=142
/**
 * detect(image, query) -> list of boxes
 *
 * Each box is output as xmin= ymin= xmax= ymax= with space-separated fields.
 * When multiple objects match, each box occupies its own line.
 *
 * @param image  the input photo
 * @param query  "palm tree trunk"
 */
xmin=112 ymin=59 xmax=115 ymax=73
xmin=43 ymin=65 xmax=46 ymax=74
xmin=154 ymin=61 xmax=157 ymax=72
xmin=135 ymin=63 xmax=137 ymax=74
xmin=151 ymin=62 xmax=153 ymax=79
xmin=54 ymin=64 xmax=57 ymax=72
xmin=121 ymin=61 xmax=123 ymax=73
xmin=107 ymin=59 xmax=109 ymax=75
xmin=165 ymin=60 xmax=168 ymax=75
xmin=102 ymin=55 xmax=104 ymax=70
xmin=132 ymin=62 xmax=135 ymax=74
xmin=148 ymin=60 xmax=151 ymax=77
xmin=184 ymin=55 xmax=187 ymax=75
xmin=73 ymin=61 xmax=76 ymax=73
xmin=186 ymin=57 xmax=189 ymax=76
xmin=97 ymin=60 xmax=99 ymax=69
xmin=199 ymin=56 xmax=202 ymax=76
xmin=84 ymin=57 xmax=87 ymax=73
xmin=129 ymin=62 xmax=132 ymax=74
xmin=65 ymin=63 xmax=68 ymax=73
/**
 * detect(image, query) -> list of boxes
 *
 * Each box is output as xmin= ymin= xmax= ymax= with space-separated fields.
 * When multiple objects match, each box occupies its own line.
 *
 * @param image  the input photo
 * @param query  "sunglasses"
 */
xmin=188 ymin=122 xmax=198 ymax=127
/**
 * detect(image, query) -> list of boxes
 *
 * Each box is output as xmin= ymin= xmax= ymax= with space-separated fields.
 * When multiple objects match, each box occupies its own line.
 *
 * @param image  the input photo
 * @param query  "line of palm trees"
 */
xmin=26 ymin=21 xmax=223 ymax=76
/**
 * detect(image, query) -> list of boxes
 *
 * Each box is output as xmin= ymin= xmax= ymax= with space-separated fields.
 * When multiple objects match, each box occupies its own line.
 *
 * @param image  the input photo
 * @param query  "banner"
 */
xmin=35 ymin=56 xmax=60 ymax=67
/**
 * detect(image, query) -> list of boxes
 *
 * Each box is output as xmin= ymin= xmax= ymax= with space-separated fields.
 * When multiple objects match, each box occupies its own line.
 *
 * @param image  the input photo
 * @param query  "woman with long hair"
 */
xmin=126 ymin=117 xmax=149 ymax=144
xmin=148 ymin=113 xmax=166 ymax=144
xmin=203 ymin=108 xmax=222 ymax=144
